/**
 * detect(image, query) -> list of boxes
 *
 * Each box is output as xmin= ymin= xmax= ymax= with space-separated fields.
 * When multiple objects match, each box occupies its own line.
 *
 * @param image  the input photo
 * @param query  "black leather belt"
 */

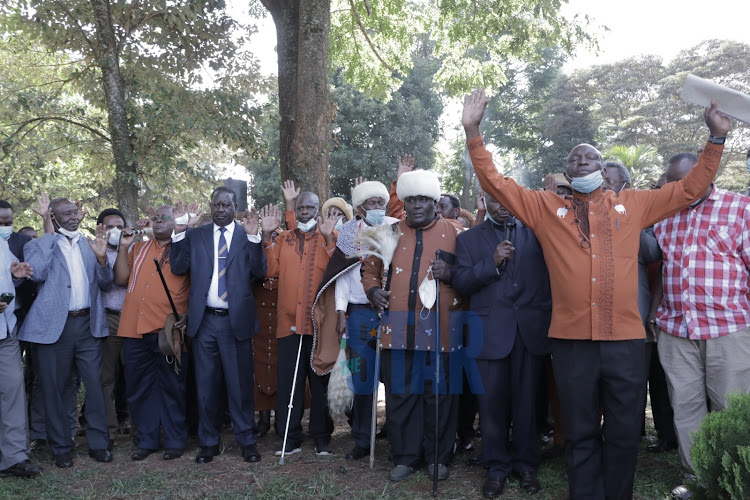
xmin=105 ymin=308 xmax=121 ymax=316
xmin=68 ymin=308 xmax=90 ymax=317
xmin=206 ymin=307 xmax=229 ymax=316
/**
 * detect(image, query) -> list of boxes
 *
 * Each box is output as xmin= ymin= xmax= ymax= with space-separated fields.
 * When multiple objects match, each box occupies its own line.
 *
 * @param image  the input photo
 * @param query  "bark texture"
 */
xmin=262 ymin=0 xmax=333 ymax=200
xmin=90 ymin=0 xmax=139 ymax=223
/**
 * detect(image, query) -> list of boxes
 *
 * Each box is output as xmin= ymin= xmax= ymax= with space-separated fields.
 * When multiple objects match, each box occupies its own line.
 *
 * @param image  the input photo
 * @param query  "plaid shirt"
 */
xmin=654 ymin=186 xmax=750 ymax=339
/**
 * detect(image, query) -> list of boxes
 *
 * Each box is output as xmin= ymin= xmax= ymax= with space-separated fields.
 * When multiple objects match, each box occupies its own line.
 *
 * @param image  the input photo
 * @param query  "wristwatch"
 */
xmin=708 ymin=135 xmax=726 ymax=145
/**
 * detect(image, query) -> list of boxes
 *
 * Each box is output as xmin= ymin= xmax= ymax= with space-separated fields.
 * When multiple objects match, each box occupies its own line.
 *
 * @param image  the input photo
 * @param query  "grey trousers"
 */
xmin=102 ymin=312 xmax=124 ymax=435
xmin=0 ymin=329 xmax=30 ymax=470
xmin=658 ymin=327 xmax=750 ymax=470
xmin=29 ymin=356 xmax=78 ymax=441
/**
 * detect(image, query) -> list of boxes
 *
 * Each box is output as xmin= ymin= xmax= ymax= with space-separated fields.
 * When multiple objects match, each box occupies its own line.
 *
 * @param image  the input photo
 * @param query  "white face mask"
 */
xmin=334 ymin=218 xmax=344 ymax=231
xmin=54 ymin=220 xmax=79 ymax=239
xmin=0 ymin=226 xmax=12 ymax=241
xmin=418 ymin=267 xmax=437 ymax=319
xmin=297 ymin=218 xmax=317 ymax=233
xmin=107 ymin=227 xmax=122 ymax=247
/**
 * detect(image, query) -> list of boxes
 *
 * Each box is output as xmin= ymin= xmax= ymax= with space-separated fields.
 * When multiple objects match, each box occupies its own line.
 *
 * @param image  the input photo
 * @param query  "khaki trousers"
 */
xmin=658 ymin=327 xmax=750 ymax=470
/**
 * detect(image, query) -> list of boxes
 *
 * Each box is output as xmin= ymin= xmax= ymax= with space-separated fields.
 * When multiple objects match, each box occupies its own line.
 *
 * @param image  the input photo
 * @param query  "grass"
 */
xmin=0 ymin=412 xmax=683 ymax=499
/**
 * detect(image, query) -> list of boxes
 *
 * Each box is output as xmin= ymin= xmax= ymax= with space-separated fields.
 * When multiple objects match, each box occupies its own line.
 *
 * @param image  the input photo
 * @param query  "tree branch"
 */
xmin=347 ymin=0 xmax=394 ymax=73
xmin=7 ymin=116 xmax=111 ymax=143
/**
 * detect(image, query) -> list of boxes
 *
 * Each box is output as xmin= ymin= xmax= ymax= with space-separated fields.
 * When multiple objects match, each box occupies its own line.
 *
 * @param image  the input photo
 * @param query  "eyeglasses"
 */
xmin=150 ymin=215 xmax=172 ymax=222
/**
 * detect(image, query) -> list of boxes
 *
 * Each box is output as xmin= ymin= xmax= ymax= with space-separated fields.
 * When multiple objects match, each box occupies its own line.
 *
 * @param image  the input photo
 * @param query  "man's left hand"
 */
xmin=241 ymin=208 xmax=260 ymax=236
xmin=88 ymin=223 xmax=108 ymax=264
xmin=317 ymin=212 xmax=338 ymax=245
xmin=174 ymin=313 xmax=187 ymax=331
xmin=430 ymin=259 xmax=451 ymax=282
xmin=10 ymin=261 xmax=33 ymax=279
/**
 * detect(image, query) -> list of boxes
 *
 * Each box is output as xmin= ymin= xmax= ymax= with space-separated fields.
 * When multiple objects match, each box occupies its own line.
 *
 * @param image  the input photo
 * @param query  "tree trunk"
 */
xmin=90 ymin=0 xmax=139 ymax=223
xmin=265 ymin=0 xmax=333 ymax=200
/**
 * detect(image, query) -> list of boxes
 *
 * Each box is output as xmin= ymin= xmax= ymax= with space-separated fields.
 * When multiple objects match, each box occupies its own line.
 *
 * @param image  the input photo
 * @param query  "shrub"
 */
xmin=690 ymin=393 xmax=750 ymax=499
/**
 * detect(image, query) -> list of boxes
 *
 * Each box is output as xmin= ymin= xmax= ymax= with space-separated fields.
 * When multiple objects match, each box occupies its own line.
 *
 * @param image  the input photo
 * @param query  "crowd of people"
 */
xmin=0 ymin=90 xmax=746 ymax=500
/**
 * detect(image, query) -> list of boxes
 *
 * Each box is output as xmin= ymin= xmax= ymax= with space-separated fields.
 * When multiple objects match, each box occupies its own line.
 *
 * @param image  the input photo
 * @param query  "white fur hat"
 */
xmin=351 ymin=181 xmax=390 ymax=209
xmin=396 ymin=170 xmax=441 ymax=202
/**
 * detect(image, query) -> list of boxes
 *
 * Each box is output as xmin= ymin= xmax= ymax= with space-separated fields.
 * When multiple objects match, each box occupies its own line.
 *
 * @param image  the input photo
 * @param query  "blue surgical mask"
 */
xmin=297 ymin=218 xmax=317 ymax=233
xmin=364 ymin=209 xmax=386 ymax=226
xmin=570 ymin=170 xmax=604 ymax=194
xmin=0 ymin=226 xmax=12 ymax=241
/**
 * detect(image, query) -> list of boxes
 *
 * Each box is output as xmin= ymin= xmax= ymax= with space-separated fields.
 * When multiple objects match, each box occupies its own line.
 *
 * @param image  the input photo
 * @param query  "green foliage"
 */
xmin=605 ymin=145 xmax=662 ymax=189
xmin=0 ymin=0 xmax=270 ymax=219
xmin=326 ymin=0 xmax=594 ymax=99
xmin=690 ymin=393 xmax=750 ymax=500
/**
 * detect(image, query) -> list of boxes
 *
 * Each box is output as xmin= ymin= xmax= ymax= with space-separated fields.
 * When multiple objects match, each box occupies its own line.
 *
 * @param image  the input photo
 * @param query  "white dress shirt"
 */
xmin=0 ymin=239 xmax=17 ymax=339
xmin=335 ymin=263 xmax=368 ymax=312
xmin=171 ymin=222 xmax=260 ymax=309
xmin=56 ymin=233 xmax=90 ymax=311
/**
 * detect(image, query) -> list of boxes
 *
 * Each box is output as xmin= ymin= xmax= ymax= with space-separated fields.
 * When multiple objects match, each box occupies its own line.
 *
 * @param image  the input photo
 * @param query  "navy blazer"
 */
xmin=453 ymin=219 xmax=552 ymax=360
xmin=9 ymin=231 xmax=36 ymax=316
xmin=170 ymin=222 xmax=266 ymax=341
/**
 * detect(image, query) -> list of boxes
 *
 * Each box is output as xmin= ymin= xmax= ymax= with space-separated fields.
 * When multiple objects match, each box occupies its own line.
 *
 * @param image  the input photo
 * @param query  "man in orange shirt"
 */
xmin=260 ymin=193 xmax=339 ymax=456
xmin=114 ymin=205 xmax=190 ymax=461
xmin=461 ymin=88 xmax=730 ymax=500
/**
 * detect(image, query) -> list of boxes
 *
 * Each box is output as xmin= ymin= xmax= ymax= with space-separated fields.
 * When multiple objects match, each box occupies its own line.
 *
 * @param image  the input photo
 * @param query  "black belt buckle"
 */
xmin=68 ymin=308 xmax=91 ymax=317
xmin=206 ymin=307 xmax=229 ymax=316
xmin=105 ymin=308 xmax=121 ymax=316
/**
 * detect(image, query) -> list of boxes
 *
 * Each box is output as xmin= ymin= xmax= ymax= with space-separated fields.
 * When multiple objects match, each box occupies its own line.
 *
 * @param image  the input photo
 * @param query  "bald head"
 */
xmin=566 ymin=144 xmax=603 ymax=180
xmin=295 ymin=192 xmax=320 ymax=224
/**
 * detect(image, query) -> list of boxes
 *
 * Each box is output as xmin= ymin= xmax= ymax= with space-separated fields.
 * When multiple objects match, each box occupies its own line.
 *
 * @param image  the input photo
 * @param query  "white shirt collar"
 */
xmin=214 ymin=222 xmax=235 ymax=237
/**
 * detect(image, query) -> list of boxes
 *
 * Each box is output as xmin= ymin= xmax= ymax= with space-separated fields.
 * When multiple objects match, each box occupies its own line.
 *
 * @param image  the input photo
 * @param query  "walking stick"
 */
xmin=279 ymin=331 xmax=304 ymax=465
xmin=432 ymin=251 xmax=442 ymax=497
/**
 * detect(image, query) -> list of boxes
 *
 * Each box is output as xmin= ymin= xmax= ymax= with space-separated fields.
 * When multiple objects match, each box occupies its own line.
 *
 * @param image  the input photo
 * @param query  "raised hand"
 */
xmin=544 ymin=174 xmax=558 ymax=194
xmin=317 ymin=211 xmax=338 ymax=245
xmin=31 ymin=192 xmax=54 ymax=234
xmin=119 ymin=226 xmax=139 ymax=249
xmin=10 ymin=261 xmax=33 ymax=279
xmin=704 ymin=99 xmax=731 ymax=138
xmin=462 ymin=88 xmax=491 ymax=139
xmin=241 ymin=208 xmax=260 ymax=235
xmin=88 ymin=223 xmax=109 ymax=265
xmin=397 ymin=154 xmax=415 ymax=180
xmin=260 ymin=204 xmax=282 ymax=242
xmin=281 ymin=180 xmax=300 ymax=211
xmin=476 ymin=188 xmax=485 ymax=211
xmin=75 ymin=200 xmax=89 ymax=221
xmin=350 ymin=176 xmax=367 ymax=199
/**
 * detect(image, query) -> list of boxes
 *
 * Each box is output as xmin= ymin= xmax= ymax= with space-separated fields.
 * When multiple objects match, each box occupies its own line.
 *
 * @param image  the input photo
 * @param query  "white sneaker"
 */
xmin=274 ymin=447 xmax=301 ymax=457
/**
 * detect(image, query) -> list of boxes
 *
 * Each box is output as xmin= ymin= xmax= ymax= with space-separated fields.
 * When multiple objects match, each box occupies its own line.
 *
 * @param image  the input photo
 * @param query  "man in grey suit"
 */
xmin=19 ymin=194 xmax=114 ymax=468
xmin=0 ymin=236 xmax=42 ymax=477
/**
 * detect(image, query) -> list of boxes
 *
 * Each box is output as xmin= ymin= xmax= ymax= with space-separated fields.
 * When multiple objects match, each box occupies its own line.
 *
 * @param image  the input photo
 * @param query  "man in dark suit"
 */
xmin=170 ymin=186 xmax=266 ymax=464
xmin=453 ymin=194 xmax=552 ymax=498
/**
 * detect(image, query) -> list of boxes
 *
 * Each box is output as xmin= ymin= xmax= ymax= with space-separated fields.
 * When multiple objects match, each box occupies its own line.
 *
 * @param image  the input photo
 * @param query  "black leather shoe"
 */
xmin=54 ymin=453 xmax=73 ymax=469
xmin=242 ymin=445 xmax=261 ymax=463
xmin=131 ymin=448 xmax=156 ymax=461
xmin=345 ymin=445 xmax=369 ymax=460
xmin=518 ymin=471 xmax=541 ymax=494
xmin=163 ymin=449 xmax=183 ymax=460
xmin=482 ymin=477 xmax=505 ymax=498
xmin=195 ymin=445 xmax=220 ymax=464
xmin=3 ymin=459 xmax=42 ymax=477
xmin=256 ymin=410 xmax=271 ymax=438
xmin=648 ymin=439 xmax=678 ymax=453
xmin=89 ymin=449 xmax=113 ymax=463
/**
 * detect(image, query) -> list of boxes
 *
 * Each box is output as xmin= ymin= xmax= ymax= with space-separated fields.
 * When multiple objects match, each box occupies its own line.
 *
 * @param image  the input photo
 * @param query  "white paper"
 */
xmin=680 ymin=74 xmax=750 ymax=124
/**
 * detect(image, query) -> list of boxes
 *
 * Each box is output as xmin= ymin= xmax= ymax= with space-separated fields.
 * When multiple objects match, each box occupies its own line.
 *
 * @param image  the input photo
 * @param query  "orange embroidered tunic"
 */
xmin=467 ymin=136 xmax=723 ymax=341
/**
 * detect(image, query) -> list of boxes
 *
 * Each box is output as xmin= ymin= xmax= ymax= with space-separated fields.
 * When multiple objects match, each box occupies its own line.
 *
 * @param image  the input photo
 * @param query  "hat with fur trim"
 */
xmin=322 ymin=197 xmax=353 ymax=221
xmin=351 ymin=181 xmax=390 ymax=210
xmin=396 ymin=170 xmax=441 ymax=202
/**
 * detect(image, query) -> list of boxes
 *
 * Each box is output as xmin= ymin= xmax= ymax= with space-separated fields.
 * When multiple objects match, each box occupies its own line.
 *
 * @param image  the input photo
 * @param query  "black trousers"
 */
xmin=477 ymin=328 xmax=543 ymax=479
xmin=550 ymin=339 xmax=645 ymax=500
xmin=645 ymin=343 xmax=676 ymax=443
xmin=123 ymin=334 xmax=187 ymax=450
xmin=457 ymin=375 xmax=478 ymax=441
xmin=34 ymin=315 xmax=109 ymax=455
xmin=276 ymin=334 xmax=333 ymax=448
xmin=347 ymin=303 xmax=379 ymax=449
xmin=381 ymin=349 xmax=458 ymax=467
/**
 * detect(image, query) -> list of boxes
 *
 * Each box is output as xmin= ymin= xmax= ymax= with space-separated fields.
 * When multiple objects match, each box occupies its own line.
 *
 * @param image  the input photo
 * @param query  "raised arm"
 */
xmin=462 ymin=89 xmax=551 ymax=230
xmin=635 ymin=101 xmax=730 ymax=228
